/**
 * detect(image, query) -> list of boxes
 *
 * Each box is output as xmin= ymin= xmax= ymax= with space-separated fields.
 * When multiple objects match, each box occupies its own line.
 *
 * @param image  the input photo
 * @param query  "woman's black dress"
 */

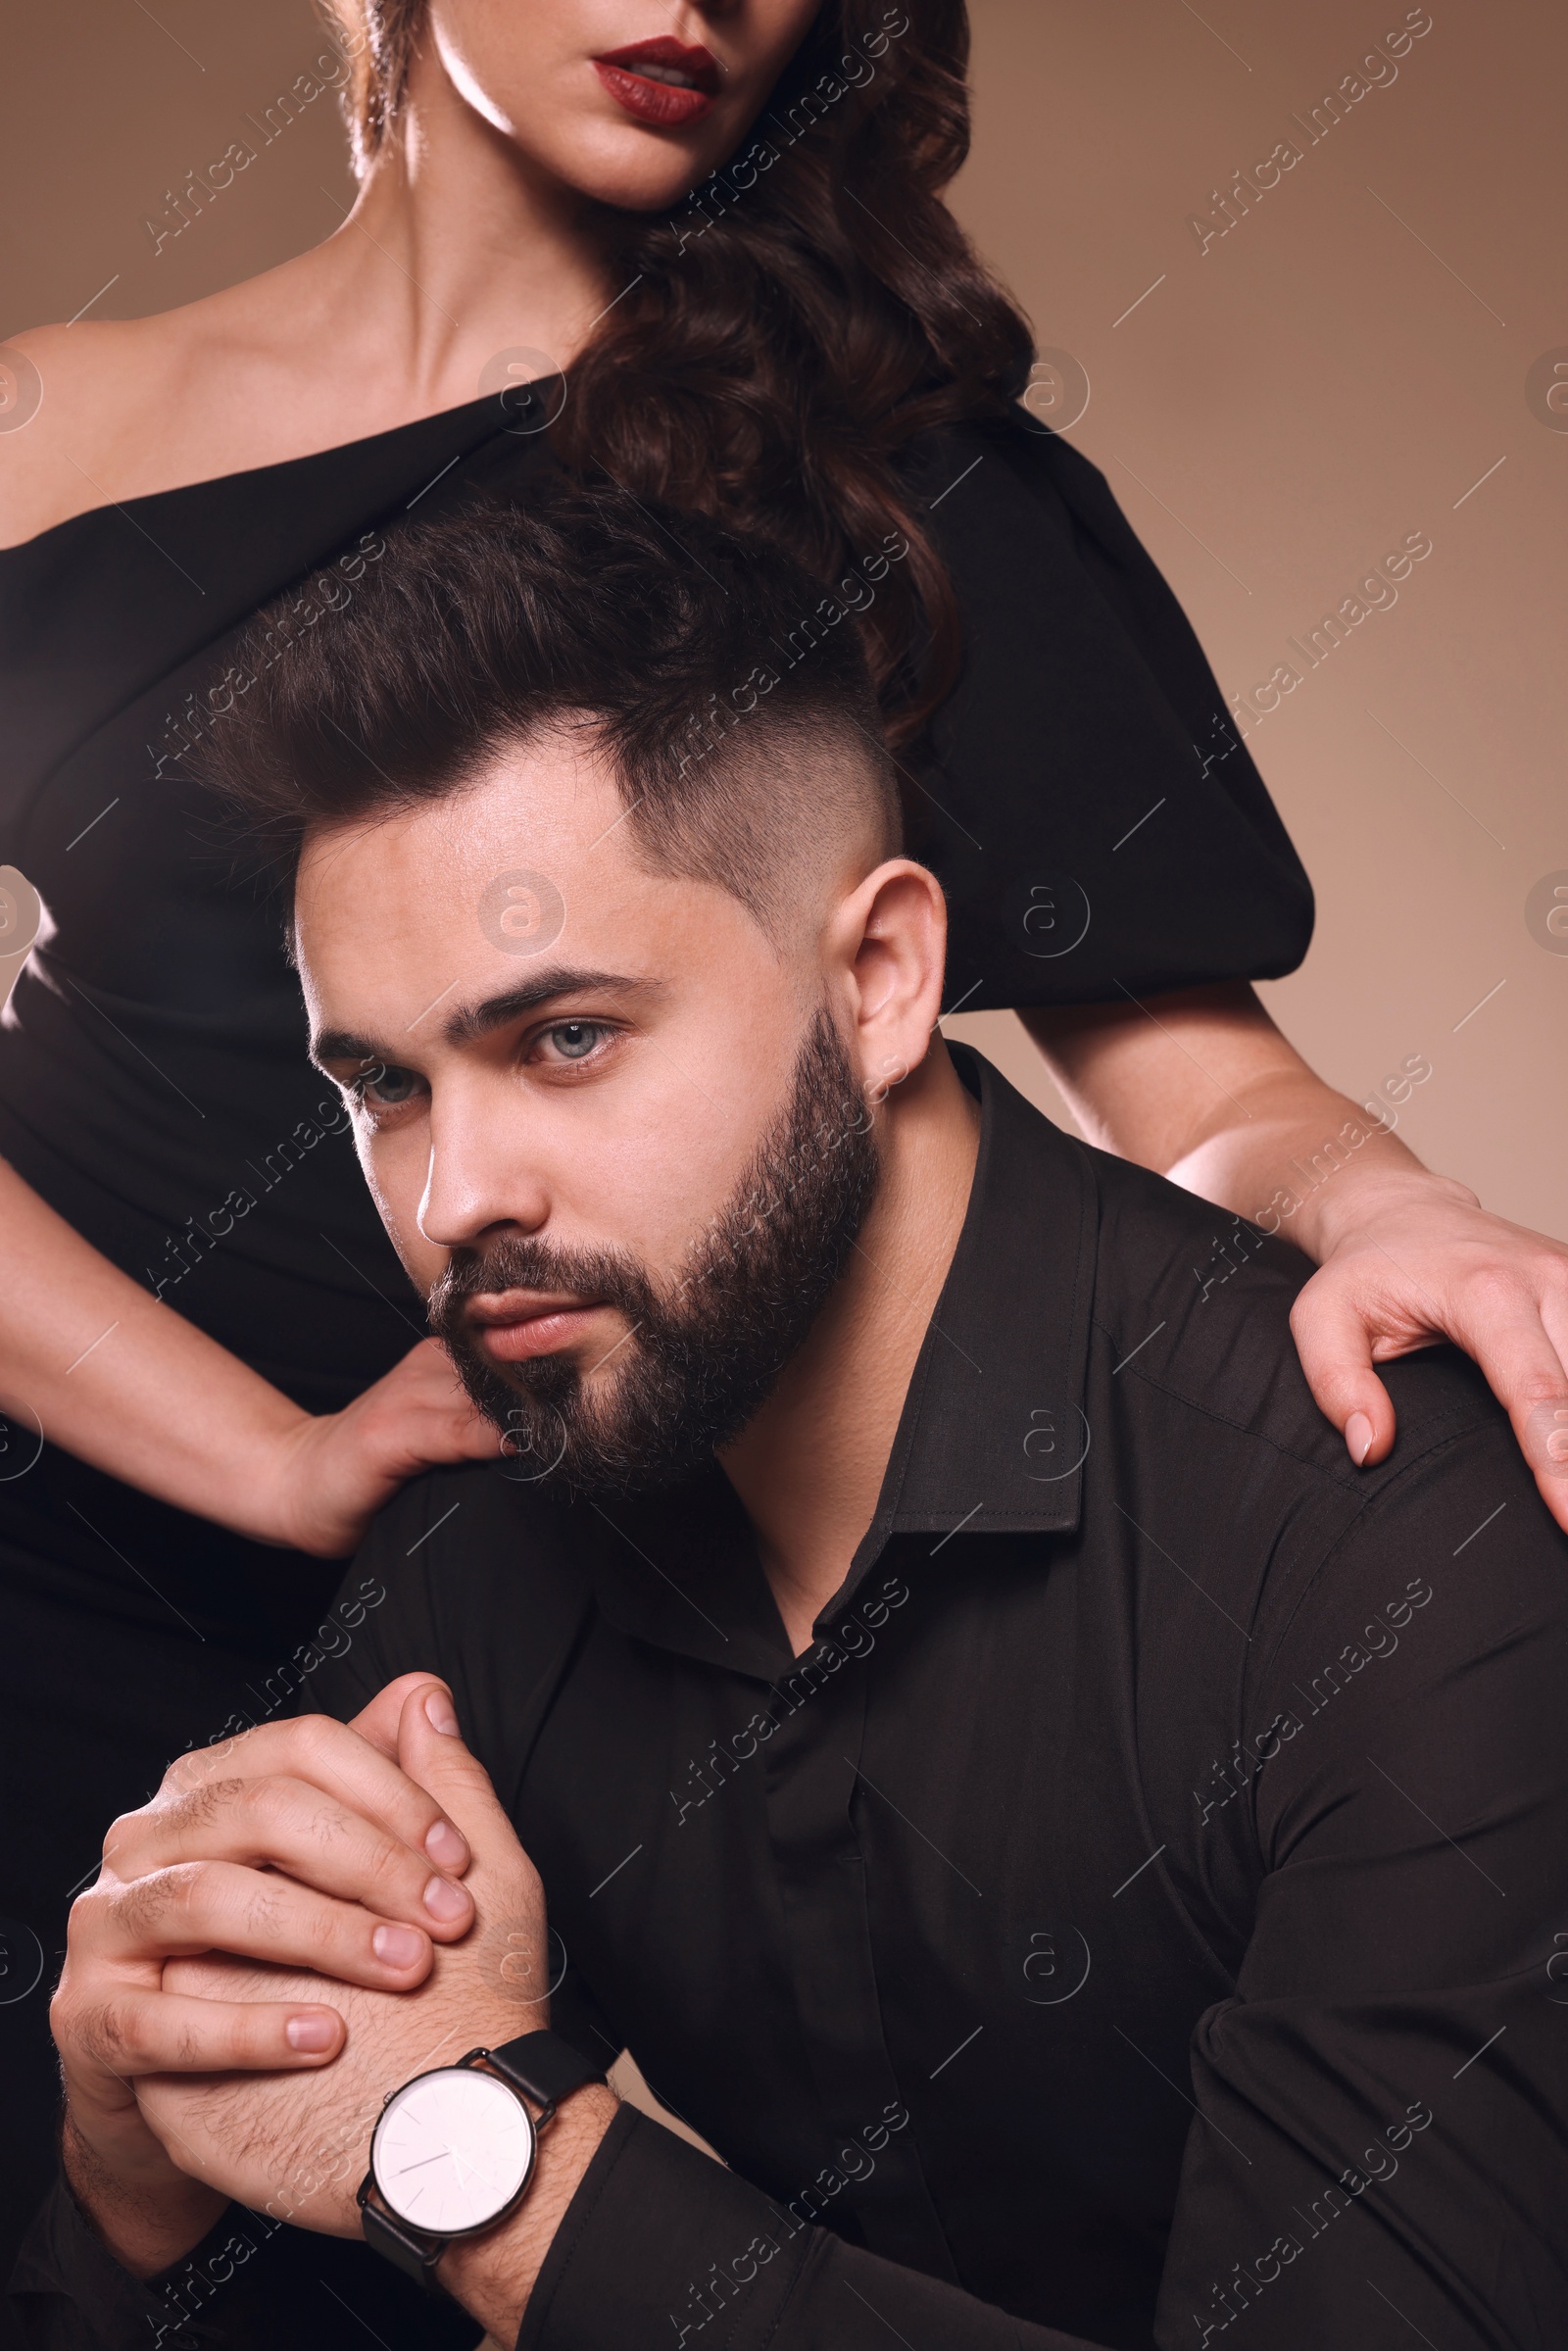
xmin=0 ymin=397 xmax=1311 ymax=2278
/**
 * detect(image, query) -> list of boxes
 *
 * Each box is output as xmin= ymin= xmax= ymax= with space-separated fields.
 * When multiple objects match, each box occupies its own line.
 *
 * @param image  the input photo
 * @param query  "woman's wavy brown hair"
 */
xmin=318 ymin=0 xmax=1035 ymax=743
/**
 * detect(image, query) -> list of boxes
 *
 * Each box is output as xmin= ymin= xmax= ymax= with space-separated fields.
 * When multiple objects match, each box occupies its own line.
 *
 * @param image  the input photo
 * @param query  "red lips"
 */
xmin=593 ymin=36 xmax=721 ymax=128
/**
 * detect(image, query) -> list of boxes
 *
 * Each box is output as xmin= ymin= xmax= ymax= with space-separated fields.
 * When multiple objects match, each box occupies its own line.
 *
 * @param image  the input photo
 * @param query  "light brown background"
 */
xmin=3 ymin=0 xmax=1564 ymax=1233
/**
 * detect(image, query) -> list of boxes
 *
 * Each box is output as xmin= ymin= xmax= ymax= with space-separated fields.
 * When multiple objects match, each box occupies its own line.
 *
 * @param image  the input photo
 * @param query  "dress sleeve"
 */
xmin=903 ymin=416 xmax=1314 ymax=1011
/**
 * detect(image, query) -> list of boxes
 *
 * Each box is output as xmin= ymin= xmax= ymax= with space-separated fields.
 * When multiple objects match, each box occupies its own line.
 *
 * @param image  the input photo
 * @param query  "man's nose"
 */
xmin=416 ymin=1096 xmax=550 ymax=1249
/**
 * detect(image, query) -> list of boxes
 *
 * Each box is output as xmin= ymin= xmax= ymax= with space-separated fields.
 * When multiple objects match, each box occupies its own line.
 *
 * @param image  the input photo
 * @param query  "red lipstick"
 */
xmin=593 ymin=36 xmax=721 ymax=128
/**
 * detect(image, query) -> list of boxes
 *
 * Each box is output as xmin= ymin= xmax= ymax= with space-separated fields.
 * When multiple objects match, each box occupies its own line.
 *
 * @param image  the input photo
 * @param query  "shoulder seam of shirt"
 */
xmin=1244 ymin=1416 xmax=1535 ymax=1704
xmin=1088 ymin=1306 xmax=1487 ymax=1500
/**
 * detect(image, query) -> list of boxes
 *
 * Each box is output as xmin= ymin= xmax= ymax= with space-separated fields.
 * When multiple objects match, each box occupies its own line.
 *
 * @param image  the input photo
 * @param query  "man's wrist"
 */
xmin=62 ymin=2105 xmax=228 ymax=2280
xmin=436 ymin=2081 xmax=620 ymax=2337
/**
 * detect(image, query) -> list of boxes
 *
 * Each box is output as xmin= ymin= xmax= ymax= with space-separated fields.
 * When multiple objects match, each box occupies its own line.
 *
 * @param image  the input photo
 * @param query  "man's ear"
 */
xmin=831 ymin=858 xmax=948 ymax=1100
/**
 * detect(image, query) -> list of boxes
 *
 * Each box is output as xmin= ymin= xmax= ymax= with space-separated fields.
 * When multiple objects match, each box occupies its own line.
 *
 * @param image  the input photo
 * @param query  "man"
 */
xmin=17 ymin=490 xmax=1566 ymax=2350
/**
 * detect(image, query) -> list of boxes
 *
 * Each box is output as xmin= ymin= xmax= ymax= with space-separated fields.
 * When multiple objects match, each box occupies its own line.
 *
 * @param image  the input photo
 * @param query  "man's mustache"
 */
xmin=428 ymin=1235 xmax=655 ymax=1338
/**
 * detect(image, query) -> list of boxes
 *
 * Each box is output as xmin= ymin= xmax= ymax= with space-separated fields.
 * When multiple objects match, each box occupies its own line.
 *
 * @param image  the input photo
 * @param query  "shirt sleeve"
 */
xmin=9 ymin=2175 xmax=482 ymax=2349
xmin=518 ymin=2105 xmax=1104 ymax=2351
xmin=1151 ymin=1427 xmax=1568 ymax=2345
xmin=903 ymin=415 xmax=1314 ymax=1011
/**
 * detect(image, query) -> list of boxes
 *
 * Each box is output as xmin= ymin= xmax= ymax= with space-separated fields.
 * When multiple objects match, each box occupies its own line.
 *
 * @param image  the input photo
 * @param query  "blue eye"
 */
xmin=546 ymin=1022 xmax=604 ymax=1061
xmin=358 ymin=1062 xmax=422 ymax=1107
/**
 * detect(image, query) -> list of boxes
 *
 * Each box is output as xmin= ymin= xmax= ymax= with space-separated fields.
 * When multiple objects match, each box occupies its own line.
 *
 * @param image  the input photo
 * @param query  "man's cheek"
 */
xmin=362 ymin=1136 xmax=442 ymax=1287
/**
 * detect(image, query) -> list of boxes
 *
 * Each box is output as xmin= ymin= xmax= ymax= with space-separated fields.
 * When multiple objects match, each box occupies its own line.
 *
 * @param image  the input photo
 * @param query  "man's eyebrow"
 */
xmin=440 ymin=968 xmax=660 ymax=1047
xmin=310 ymin=971 xmax=659 ymax=1070
xmin=311 ymin=1029 xmax=388 ymax=1070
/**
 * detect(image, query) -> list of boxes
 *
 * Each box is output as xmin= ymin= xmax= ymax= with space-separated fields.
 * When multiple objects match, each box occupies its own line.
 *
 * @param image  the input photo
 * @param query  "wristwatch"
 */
xmin=357 ymin=2029 xmax=607 ymax=2288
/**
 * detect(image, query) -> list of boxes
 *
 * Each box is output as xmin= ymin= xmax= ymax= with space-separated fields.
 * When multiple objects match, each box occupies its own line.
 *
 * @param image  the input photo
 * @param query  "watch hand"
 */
xmin=393 ymin=2149 xmax=458 ymax=2175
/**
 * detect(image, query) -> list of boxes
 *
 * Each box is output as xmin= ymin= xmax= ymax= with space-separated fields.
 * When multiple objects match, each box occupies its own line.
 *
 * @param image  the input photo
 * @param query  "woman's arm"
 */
xmin=0 ymin=1154 xmax=494 ymax=1557
xmin=1021 ymin=983 xmax=1568 ymax=1529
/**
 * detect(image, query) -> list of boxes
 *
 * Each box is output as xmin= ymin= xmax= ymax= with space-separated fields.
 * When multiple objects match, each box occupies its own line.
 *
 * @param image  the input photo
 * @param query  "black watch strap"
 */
xmin=482 ymin=2028 xmax=607 ymax=2115
xmin=360 ymin=2194 xmax=446 ymax=2289
xmin=358 ymin=2032 xmax=605 ymax=2293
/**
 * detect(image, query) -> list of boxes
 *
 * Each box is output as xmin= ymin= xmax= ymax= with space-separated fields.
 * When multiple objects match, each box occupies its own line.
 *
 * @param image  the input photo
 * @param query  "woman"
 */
xmin=2 ymin=0 xmax=1565 ymax=2279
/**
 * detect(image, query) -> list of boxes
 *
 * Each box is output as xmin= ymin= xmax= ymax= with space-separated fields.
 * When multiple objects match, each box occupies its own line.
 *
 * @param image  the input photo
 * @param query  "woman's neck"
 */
xmin=0 ymin=47 xmax=617 ymax=544
xmin=310 ymin=48 xmax=616 ymax=412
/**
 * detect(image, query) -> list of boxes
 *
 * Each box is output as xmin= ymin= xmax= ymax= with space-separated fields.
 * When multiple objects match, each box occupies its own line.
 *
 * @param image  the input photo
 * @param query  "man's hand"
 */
xmin=53 ymin=1677 xmax=617 ymax=2335
xmin=52 ymin=1684 xmax=480 ymax=2272
xmin=143 ymin=1682 xmax=617 ymax=2333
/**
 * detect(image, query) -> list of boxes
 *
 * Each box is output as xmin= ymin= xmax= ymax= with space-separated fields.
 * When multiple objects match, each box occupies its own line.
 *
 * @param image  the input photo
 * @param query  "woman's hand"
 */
xmin=0 ymin=1156 xmax=497 ymax=1549
xmin=1287 ymin=1168 xmax=1568 ymax=1524
xmin=261 ymin=1338 xmax=500 ymax=1558
xmin=1020 ymin=983 xmax=1568 ymax=1530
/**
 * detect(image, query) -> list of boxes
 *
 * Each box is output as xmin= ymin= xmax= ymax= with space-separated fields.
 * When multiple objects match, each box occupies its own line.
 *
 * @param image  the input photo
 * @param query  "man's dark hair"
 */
xmin=201 ymin=483 xmax=903 ymax=931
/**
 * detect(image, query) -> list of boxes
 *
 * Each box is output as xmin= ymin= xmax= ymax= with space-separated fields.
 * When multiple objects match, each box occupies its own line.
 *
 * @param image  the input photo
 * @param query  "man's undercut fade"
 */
xmin=198 ymin=482 xmax=903 ymax=932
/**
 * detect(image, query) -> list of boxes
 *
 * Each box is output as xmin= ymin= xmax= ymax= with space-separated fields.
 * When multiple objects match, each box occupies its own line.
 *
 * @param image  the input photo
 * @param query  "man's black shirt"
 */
xmin=17 ymin=1052 xmax=1568 ymax=2348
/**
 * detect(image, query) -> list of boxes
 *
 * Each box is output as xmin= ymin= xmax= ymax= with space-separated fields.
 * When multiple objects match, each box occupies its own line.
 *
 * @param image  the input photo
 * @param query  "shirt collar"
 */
xmin=836 ymin=1045 xmax=1097 ymax=1571
xmin=581 ymin=1047 xmax=1099 ymax=1671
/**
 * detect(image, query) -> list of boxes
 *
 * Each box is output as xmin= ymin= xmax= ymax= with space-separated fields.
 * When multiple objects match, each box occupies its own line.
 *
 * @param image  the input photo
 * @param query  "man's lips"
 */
xmin=464 ymin=1291 xmax=607 ymax=1363
xmin=592 ymin=37 xmax=721 ymax=127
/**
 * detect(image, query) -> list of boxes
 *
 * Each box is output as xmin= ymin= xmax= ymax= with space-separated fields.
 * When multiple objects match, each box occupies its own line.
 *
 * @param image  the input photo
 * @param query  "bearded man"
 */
xmin=19 ymin=490 xmax=1567 ymax=2351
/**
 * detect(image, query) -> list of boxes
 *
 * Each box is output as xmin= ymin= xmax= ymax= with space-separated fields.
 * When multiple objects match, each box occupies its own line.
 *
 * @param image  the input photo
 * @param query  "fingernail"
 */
xmin=372 ymin=1923 xmax=425 ymax=1969
xmin=423 ymin=1874 xmax=469 ymax=1924
xmin=425 ymin=1819 xmax=467 ymax=1870
xmin=286 ymin=2013 xmax=336 ymax=2052
xmin=424 ymin=1688 xmax=461 ymax=1736
xmin=1346 ymin=1410 xmax=1374 ymax=1466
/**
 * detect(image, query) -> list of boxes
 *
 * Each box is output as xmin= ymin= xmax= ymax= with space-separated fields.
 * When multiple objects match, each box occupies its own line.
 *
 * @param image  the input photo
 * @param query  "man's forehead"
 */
xmin=296 ymin=734 xmax=626 ymax=909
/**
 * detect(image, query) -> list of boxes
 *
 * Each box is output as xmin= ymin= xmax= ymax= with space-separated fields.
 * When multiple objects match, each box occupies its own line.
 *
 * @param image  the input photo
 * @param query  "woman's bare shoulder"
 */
xmin=0 ymin=315 xmax=191 ymax=547
xmin=0 ymin=260 xmax=338 ymax=550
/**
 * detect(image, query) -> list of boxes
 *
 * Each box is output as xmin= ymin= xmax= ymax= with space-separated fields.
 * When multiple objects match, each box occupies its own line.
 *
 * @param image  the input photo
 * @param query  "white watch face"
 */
xmin=372 ymin=2066 xmax=535 ymax=2234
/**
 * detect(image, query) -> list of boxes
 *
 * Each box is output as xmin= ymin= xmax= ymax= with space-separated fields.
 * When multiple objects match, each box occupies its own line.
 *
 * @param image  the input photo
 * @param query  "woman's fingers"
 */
xmin=1436 ymin=1290 xmax=1568 ymax=1532
xmin=1288 ymin=1276 xmax=1398 ymax=1466
xmin=1292 ymin=1218 xmax=1568 ymax=1531
xmin=82 ymin=1857 xmax=442 ymax=1989
xmin=103 ymin=1770 xmax=472 ymax=1936
xmin=155 ymin=1711 xmax=471 ymax=1883
xmin=68 ymin=1984 xmax=347 ymax=2080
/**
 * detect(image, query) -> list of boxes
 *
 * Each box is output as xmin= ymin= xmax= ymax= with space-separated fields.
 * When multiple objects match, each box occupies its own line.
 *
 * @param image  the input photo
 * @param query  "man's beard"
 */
xmin=428 ymin=1010 xmax=880 ymax=1496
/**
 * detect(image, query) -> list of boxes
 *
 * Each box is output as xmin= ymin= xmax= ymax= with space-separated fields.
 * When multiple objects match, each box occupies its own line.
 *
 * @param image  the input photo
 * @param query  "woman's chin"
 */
xmin=514 ymin=114 xmax=739 ymax=220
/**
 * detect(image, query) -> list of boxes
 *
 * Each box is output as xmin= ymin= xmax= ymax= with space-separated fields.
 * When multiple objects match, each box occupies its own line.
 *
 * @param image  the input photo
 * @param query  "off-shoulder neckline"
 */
xmin=0 ymin=391 xmax=506 ymax=560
